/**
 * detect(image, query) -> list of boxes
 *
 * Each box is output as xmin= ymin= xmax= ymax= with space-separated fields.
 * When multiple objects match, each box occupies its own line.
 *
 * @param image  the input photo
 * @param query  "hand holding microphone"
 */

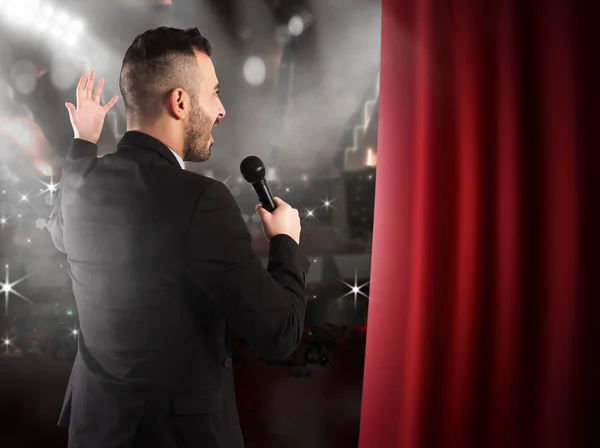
xmin=255 ymin=197 xmax=301 ymax=245
xmin=241 ymin=156 xmax=301 ymax=245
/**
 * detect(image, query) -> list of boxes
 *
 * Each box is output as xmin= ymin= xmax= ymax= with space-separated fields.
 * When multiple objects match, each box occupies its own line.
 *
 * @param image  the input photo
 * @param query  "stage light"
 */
xmin=321 ymin=197 xmax=336 ymax=209
xmin=339 ymin=269 xmax=370 ymax=310
xmin=2 ymin=337 xmax=13 ymax=354
xmin=64 ymin=32 xmax=78 ymax=46
xmin=50 ymin=27 xmax=63 ymax=39
xmin=288 ymin=15 xmax=304 ymax=36
xmin=21 ymin=14 xmax=34 ymax=26
xmin=1 ymin=265 xmax=34 ymax=315
xmin=1 ymin=1 xmax=86 ymax=53
xmin=243 ymin=56 xmax=266 ymax=86
xmin=301 ymin=205 xmax=318 ymax=222
xmin=365 ymin=148 xmax=377 ymax=167
xmin=71 ymin=19 xmax=84 ymax=34
xmin=34 ymin=19 xmax=49 ymax=31
xmin=56 ymin=10 xmax=69 ymax=26
xmin=5 ymin=4 xmax=22 ymax=20
xmin=38 ymin=175 xmax=59 ymax=194
xmin=1 ymin=0 xmax=38 ymax=22
xmin=41 ymin=4 xmax=54 ymax=18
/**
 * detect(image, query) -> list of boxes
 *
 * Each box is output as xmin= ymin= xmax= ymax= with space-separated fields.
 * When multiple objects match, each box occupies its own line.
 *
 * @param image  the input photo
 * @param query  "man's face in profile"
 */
xmin=182 ymin=52 xmax=226 ymax=163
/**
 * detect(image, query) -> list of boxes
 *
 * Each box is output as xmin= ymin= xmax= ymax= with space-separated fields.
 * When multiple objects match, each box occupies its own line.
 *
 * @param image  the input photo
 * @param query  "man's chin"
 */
xmin=200 ymin=146 xmax=212 ymax=163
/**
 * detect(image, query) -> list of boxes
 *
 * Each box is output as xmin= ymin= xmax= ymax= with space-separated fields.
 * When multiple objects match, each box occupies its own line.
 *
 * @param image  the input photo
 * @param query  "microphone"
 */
xmin=240 ymin=156 xmax=276 ymax=212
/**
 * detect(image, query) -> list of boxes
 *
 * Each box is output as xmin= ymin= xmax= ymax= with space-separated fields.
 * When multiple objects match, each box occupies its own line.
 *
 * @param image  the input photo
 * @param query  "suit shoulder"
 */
xmin=176 ymin=172 xmax=233 ymax=204
xmin=178 ymin=170 xmax=225 ymax=193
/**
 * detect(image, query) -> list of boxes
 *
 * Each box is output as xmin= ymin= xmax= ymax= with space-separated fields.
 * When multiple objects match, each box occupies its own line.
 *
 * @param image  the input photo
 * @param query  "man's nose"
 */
xmin=217 ymin=100 xmax=226 ymax=119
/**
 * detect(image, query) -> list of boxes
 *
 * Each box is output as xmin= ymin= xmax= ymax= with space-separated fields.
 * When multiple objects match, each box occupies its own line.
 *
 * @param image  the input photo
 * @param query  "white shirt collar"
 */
xmin=167 ymin=147 xmax=185 ymax=169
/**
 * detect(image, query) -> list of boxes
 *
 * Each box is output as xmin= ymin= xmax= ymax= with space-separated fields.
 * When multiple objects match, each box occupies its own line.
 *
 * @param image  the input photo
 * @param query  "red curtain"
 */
xmin=360 ymin=0 xmax=598 ymax=447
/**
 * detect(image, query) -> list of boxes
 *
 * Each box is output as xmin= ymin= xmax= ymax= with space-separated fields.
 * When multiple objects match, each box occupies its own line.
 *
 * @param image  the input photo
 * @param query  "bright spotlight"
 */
xmin=5 ymin=4 xmax=22 ymax=20
xmin=6 ymin=1 xmax=39 ymax=21
xmin=56 ymin=10 xmax=69 ymax=25
xmin=64 ymin=33 xmax=78 ymax=46
xmin=288 ymin=15 xmax=305 ymax=36
xmin=71 ymin=19 xmax=84 ymax=34
xmin=50 ymin=27 xmax=63 ymax=39
xmin=41 ymin=5 xmax=54 ymax=18
xmin=34 ymin=19 xmax=49 ymax=31
xmin=20 ymin=0 xmax=40 ymax=12
xmin=243 ymin=56 xmax=266 ymax=86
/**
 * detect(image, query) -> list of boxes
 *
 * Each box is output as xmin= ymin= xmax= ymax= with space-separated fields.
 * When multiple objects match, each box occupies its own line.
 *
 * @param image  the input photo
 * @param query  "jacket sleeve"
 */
xmin=186 ymin=180 xmax=311 ymax=360
xmin=48 ymin=187 xmax=65 ymax=253
xmin=64 ymin=138 xmax=98 ymax=164
xmin=47 ymin=139 xmax=98 ymax=253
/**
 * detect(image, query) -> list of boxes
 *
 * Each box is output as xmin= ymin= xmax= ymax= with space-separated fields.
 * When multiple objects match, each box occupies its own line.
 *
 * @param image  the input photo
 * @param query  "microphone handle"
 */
xmin=252 ymin=178 xmax=276 ymax=212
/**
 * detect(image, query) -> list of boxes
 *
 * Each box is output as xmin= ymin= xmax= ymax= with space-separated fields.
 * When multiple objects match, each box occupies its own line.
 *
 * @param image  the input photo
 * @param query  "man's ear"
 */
xmin=168 ymin=88 xmax=188 ymax=120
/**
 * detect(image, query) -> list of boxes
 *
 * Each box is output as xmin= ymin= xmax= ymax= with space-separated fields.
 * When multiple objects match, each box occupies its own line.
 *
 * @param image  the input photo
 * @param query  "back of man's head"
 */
xmin=120 ymin=27 xmax=212 ymax=126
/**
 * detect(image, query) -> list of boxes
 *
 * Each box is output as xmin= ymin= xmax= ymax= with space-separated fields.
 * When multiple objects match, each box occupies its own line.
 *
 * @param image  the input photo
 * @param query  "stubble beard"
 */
xmin=182 ymin=103 xmax=214 ymax=163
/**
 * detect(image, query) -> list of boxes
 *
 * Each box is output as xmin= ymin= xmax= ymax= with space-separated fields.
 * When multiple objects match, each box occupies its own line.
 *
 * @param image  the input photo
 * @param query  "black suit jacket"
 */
xmin=49 ymin=131 xmax=311 ymax=447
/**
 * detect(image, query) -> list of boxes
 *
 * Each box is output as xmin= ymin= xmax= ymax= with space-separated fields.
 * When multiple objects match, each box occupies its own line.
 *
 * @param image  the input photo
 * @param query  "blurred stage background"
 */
xmin=0 ymin=0 xmax=381 ymax=446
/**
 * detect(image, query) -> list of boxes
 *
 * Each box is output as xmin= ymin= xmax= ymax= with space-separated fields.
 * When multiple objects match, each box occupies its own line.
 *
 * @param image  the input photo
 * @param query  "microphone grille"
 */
xmin=240 ymin=156 xmax=265 ymax=183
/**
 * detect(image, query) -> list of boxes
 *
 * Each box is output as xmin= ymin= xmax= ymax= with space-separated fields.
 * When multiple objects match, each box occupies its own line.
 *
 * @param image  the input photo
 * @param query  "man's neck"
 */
xmin=127 ymin=125 xmax=184 ymax=159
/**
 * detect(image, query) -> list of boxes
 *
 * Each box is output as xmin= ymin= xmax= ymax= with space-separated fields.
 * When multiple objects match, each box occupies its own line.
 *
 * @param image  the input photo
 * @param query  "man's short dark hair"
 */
xmin=120 ymin=27 xmax=212 ymax=125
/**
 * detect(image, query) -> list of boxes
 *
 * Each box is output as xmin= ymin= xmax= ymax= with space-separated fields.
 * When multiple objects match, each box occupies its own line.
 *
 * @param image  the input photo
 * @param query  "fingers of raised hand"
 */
xmin=93 ymin=77 xmax=105 ymax=103
xmin=76 ymin=71 xmax=113 ymax=109
xmin=85 ymin=70 xmax=96 ymax=98
xmin=103 ymin=95 xmax=119 ymax=112
xmin=75 ymin=72 xmax=88 ymax=104
xmin=76 ymin=71 xmax=97 ymax=103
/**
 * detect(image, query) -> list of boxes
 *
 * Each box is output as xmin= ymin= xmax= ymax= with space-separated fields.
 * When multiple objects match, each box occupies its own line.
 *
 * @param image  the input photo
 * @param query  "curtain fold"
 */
xmin=360 ymin=0 xmax=597 ymax=446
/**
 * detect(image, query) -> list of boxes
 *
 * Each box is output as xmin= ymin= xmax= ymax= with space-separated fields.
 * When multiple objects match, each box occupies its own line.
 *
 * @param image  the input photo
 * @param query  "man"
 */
xmin=49 ymin=27 xmax=310 ymax=447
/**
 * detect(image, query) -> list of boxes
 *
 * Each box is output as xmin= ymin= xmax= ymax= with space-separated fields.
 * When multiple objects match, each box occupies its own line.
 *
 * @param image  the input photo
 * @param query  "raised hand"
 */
xmin=65 ymin=71 xmax=119 ymax=144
